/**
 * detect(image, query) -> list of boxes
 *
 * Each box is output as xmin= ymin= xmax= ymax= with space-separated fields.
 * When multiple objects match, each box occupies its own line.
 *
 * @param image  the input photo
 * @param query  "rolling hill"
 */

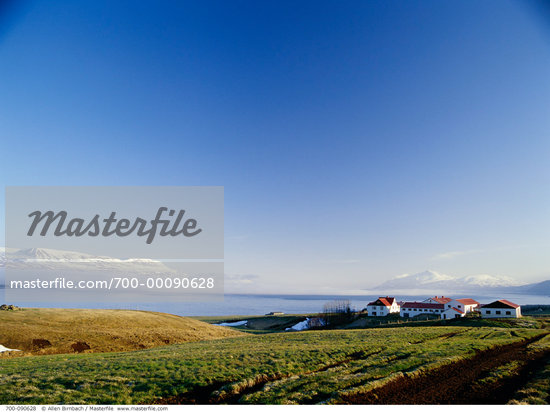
xmin=0 ymin=308 xmax=243 ymax=356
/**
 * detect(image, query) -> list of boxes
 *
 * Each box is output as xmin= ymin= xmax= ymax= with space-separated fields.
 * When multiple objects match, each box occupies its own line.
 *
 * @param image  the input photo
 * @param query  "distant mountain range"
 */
xmin=1 ymin=249 xmax=548 ymax=297
xmin=515 ymin=280 xmax=550 ymax=296
xmin=369 ymin=270 xmax=550 ymax=296
xmin=0 ymin=247 xmax=175 ymax=281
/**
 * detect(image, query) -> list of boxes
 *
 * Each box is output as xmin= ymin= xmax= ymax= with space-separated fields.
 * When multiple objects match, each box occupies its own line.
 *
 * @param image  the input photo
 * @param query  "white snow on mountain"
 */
xmin=372 ymin=270 xmax=453 ymax=289
xmin=370 ymin=270 xmax=526 ymax=293
xmin=457 ymin=273 xmax=522 ymax=288
xmin=0 ymin=247 xmax=175 ymax=274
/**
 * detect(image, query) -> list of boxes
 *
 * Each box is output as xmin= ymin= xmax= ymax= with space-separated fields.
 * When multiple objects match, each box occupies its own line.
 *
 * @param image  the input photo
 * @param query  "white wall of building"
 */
xmin=400 ymin=307 xmax=443 ymax=317
xmin=441 ymin=308 xmax=464 ymax=320
xmin=481 ymin=307 xmax=521 ymax=318
xmin=368 ymin=305 xmax=389 ymax=316
xmin=389 ymin=301 xmax=400 ymax=314
xmin=444 ymin=299 xmax=478 ymax=314
xmin=368 ymin=299 xmax=400 ymax=316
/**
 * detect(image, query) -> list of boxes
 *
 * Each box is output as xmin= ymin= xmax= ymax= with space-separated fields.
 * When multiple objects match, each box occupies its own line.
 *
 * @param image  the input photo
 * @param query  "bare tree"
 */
xmin=321 ymin=299 xmax=354 ymax=327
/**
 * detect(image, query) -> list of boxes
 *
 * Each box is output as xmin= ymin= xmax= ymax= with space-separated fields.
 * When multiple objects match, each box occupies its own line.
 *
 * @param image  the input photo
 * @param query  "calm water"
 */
xmin=7 ymin=292 xmax=549 ymax=317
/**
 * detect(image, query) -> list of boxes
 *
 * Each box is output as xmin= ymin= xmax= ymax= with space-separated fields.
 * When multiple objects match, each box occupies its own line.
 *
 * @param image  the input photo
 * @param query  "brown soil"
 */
xmin=339 ymin=333 xmax=550 ymax=404
xmin=71 ymin=341 xmax=91 ymax=353
xmin=31 ymin=338 xmax=52 ymax=349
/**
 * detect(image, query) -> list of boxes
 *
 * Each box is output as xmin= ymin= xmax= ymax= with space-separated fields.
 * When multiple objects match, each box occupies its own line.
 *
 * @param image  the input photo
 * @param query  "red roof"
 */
xmin=500 ymin=299 xmax=520 ymax=308
xmin=430 ymin=296 xmax=452 ymax=304
xmin=367 ymin=297 xmax=396 ymax=307
xmin=445 ymin=307 xmax=464 ymax=314
xmin=456 ymin=298 xmax=479 ymax=306
xmin=401 ymin=302 xmax=444 ymax=309
xmin=482 ymin=299 xmax=520 ymax=309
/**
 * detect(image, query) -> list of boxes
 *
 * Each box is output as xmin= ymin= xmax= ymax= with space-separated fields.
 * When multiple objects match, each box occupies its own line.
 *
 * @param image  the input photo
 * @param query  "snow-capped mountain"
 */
xmin=458 ymin=274 xmax=522 ymax=288
xmin=1 ymin=247 xmax=175 ymax=274
xmin=374 ymin=270 xmax=454 ymax=289
xmin=370 ymin=270 xmax=526 ymax=294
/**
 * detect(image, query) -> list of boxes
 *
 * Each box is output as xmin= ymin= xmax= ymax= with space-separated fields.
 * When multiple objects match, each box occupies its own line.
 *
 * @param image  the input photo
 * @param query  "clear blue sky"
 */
xmin=1 ymin=0 xmax=549 ymax=293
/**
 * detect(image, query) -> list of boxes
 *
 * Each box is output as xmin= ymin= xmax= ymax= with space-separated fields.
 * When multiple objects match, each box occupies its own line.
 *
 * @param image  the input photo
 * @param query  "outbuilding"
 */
xmin=480 ymin=300 xmax=521 ymax=318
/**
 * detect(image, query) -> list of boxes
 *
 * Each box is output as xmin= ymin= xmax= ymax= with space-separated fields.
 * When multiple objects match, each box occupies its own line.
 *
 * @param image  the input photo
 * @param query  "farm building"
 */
xmin=423 ymin=296 xmax=452 ymax=305
xmin=480 ymin=300 xmax=521 ymax=318
xmin=367 ymin=297 xmax=400 ymax=316
xmin=400 ymin=302 xmax=444 ymax=318
xmin=441 ymin=307 xmax=465 ymax=319
xmin=421 ymin=296 xmax=480 ymax=319
xmin=424 ymin=296 xmax=479 ymax=312
xmin=441 ymin=298 xmax=480 ymax=316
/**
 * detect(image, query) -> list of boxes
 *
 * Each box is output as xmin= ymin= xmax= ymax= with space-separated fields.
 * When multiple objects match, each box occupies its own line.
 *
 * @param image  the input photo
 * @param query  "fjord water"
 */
xmin=6 ymin=292 xmax=548 ymax=317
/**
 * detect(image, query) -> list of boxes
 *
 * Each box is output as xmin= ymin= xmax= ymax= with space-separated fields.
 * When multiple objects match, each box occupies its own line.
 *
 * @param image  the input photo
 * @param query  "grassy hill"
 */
xmin=0 ymin=308 xmax=243 ymax=356
xmin=1 ymin=324 xmax=548 ymax=404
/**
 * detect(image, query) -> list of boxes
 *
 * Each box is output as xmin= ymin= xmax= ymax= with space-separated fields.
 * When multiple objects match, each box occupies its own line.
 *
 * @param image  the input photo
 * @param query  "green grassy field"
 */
xmin=1 ymin=325 xmax=547 ymax=404
xmin=509 ymin=361 xmax=550 ymax=404
xmin=346 ymin=315 xmax=546 ymax=330
xmin=508 ymin=335 xmax=550 ymax=405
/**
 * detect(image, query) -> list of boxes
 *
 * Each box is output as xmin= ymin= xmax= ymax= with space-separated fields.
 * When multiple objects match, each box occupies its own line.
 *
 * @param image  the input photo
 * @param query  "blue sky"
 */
xmin=1 ymin=0 xmax=549 ymax=293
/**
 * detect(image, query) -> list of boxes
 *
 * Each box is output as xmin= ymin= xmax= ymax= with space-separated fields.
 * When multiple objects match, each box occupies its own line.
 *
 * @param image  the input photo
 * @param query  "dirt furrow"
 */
xmin=156 ymin=348 xmax=382 ymax=404
xmin=338 ymin=333 xmax=549 ymax=404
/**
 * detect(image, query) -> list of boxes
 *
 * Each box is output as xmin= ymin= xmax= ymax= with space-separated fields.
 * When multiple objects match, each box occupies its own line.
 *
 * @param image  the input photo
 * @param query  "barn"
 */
xmin=480 ymin=300 xmax=521 ymax=318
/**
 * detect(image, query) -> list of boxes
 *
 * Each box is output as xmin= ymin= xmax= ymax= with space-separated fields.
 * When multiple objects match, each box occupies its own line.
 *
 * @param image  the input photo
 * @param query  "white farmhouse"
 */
xmin=367 ymin=297 xmax=400 ymax=316
xmin=440 ymin=298 xmax=480 ymax=319
xmin=424 ymin=296 xmax=480 ymax=314
xmin=480 ymin=300 xmax=521 ymax=318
